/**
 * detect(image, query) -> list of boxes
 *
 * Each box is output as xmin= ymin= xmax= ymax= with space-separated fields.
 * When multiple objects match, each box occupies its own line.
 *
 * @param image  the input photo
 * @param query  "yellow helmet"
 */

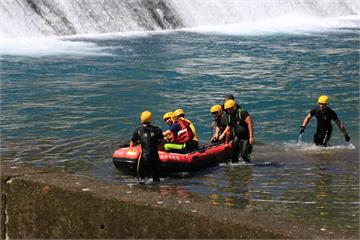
xmin=140 ymin=111 xmax=152 ymax=123
xmin=174 ymin=109 xmax=185 ymax=118
xmin=210 ymin=104 xmax=222 ymax=114
xmin=318 ymin=95 xmax=329 ymax=104
xmin=163 ymin=112 xmax=174 ymax=120
xmin=224 ymin=99 xmax=236 ymax=110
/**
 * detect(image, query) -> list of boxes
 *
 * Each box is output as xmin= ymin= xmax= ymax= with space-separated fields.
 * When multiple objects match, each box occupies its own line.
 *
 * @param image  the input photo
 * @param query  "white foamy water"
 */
xmin=284 ymin=141 xmax=356 ymax=152
xmin=1 ymin=0 xmax=359 ymax=37
xmin=179 ymin=15 xmax=360 ymax=35
xmin=2 ymin=14 xmax=358 ymax=57
xmin=0 ymin=37 xmax=113 ymax=57
xmin=169 ymin=0 xmax=360 ymax=27
xmin=1 ymin=0 xmax=359 ymax=57
xmin=63 ymin=31 xmax=153 ymax=40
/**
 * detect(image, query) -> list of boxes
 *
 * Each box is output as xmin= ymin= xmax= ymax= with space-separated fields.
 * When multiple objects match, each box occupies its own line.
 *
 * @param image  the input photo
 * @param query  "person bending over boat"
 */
xmin=174 ymin=108 xmax=199 ymax=149
xmin=162 ymin=111 xmax=195 ymax=153
xmin=220 ymin=99 xmax=254 ymax=163
xmin=210 ymin=104 xmax=227 ymax=143
xmin=219 ymin=94 xmax=241 ymax=143
xmin=299 ymin=95 xmax=350 ymax=147
xmin=130 ymin=111 xmax=163 ymax=183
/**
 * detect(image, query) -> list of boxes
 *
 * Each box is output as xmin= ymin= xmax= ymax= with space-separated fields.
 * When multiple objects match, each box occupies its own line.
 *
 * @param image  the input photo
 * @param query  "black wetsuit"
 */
xmin=215 ymin=114 xmax=228 ymax=133
xmin=131 ymin=124 xmax=163 ymax=181
xmin=309 ymin=105 xmax=338 ymax=146
xmin=212 ymin=113 xmax=227 ymax=143
xmin=227 ymin=107 xmax=252 ymax=162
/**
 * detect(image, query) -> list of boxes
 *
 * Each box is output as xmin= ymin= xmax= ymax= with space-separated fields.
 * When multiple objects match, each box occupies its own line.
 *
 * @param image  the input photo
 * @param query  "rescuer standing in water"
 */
xmin=130 ymin=111 xmax=163 ymax=183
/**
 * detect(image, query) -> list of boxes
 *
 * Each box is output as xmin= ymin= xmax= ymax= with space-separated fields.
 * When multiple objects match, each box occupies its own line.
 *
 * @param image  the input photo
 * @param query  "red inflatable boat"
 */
xmin=112 ymin=141 xmax=234 ymax=175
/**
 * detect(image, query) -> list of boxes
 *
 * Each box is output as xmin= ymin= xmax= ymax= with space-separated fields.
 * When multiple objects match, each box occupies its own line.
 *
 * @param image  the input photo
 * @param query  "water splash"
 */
xmin=219 ymin=161 xmax=279 ymax=167
xmin=284 ymin=140 xmax=356 ymax=152
xmin=298 ymin=134 xmax=303 ymax=145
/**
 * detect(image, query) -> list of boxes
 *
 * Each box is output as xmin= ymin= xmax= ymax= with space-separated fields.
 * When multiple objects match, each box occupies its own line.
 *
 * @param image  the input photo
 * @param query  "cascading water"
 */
xmin=0 ymin=0 xmax=183 ymax=37
xmin=1 ymin=0 xmax=359 ymax=37
xmin=169 ymin=0 xmax=360 ymax=27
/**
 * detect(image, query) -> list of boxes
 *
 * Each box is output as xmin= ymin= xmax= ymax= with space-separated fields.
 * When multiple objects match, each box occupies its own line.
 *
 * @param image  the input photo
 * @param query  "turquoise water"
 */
xmin=1 ymin=30 xmax=359 ymax=232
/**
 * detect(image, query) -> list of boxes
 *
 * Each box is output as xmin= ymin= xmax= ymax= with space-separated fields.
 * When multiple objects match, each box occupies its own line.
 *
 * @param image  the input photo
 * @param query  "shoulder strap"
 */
xmin=237 ymin=108 xmax=244 ymax=121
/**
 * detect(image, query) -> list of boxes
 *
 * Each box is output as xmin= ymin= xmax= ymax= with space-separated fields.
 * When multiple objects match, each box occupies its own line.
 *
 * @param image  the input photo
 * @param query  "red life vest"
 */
xmin=171 ymin=119 xmax=194 ymax=144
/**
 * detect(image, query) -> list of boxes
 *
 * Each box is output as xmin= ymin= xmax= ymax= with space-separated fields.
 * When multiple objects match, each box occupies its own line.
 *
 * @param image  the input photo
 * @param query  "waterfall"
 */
xmin=1 ymin=0 xmax=359 ymax=37
xmin=0 ymin=0 xmax=183 ymax=37
xmin=168 ymin=0 xmax=360 ymax=27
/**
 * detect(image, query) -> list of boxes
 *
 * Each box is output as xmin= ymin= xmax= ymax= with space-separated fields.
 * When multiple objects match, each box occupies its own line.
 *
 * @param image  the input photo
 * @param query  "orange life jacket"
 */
xmin=171 ymin=119 xmax=194 ymax=144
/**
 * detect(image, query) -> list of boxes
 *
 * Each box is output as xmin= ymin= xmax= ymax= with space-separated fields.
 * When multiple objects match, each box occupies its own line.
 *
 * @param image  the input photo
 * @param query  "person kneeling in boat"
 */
xmin=299 ymin=95 xmax=350 ymax=147
xmin=210 ymin=104 xmax=227 ymax=143
xmin=220 ymin=99 xmax=254 ymax=163
xmin=162 ymin=112 xmax=195 ymax=153
xmin=130 ymin=111 xmax=164 ymax=183
xmin=174 ymin=108 xmax=199 ymax=149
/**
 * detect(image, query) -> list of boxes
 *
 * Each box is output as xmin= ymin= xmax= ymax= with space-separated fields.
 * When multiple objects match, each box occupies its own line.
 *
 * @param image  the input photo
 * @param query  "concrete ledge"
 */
xmin=0 ymin=162 xmax=355 ymax=239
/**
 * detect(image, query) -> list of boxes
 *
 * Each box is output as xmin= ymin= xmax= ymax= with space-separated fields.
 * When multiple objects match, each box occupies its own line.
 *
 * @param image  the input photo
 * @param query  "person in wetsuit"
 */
xmin=220 ymin=99 xmax=254 ymax=163
xmin=130 ymin=111 xmax=163 ymax=183
xmin=210 ymin=104 xmax=227 ymax=143
xmin=299 ymin=95 xmax=350 ymax=147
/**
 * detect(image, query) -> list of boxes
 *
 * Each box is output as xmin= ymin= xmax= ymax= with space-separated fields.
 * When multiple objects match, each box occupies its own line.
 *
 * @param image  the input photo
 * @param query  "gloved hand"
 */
xmin=210 ymin=135 xmax=218 ymax=143
xmin=299 ymin=126 xmax=305 ymax=135
xmin=247 ymin=145 xmax=253 ymax=154
xmin=345 ymin=134 xmax=350 ymax=142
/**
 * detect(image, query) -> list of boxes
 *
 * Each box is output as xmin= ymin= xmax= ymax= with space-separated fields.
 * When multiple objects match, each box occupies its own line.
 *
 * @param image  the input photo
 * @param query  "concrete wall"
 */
xmin=0 ymin=162 xmax=354 ymax=239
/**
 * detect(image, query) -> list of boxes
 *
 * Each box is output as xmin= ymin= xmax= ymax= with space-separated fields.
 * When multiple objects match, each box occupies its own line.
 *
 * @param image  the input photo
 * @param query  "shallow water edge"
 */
xmin=1 ymin=162 xmax=358 ymax=239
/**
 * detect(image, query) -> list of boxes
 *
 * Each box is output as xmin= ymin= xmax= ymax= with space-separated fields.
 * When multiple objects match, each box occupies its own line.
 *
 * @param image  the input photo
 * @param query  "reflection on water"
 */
xmin=1 ymin=31 xmax=359 ymax=232
xmin=159 ymin=185 xmax=194 ymax=199
xmin=140 ymin=145 xmax=359 ymax=232
xmin=250 ymin=152 xmax=359 ymax=231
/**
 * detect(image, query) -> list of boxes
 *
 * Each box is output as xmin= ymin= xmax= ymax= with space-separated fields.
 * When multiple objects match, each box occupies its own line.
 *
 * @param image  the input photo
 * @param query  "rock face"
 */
xmin=1 ymin=162 xmax=356 ymax=239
